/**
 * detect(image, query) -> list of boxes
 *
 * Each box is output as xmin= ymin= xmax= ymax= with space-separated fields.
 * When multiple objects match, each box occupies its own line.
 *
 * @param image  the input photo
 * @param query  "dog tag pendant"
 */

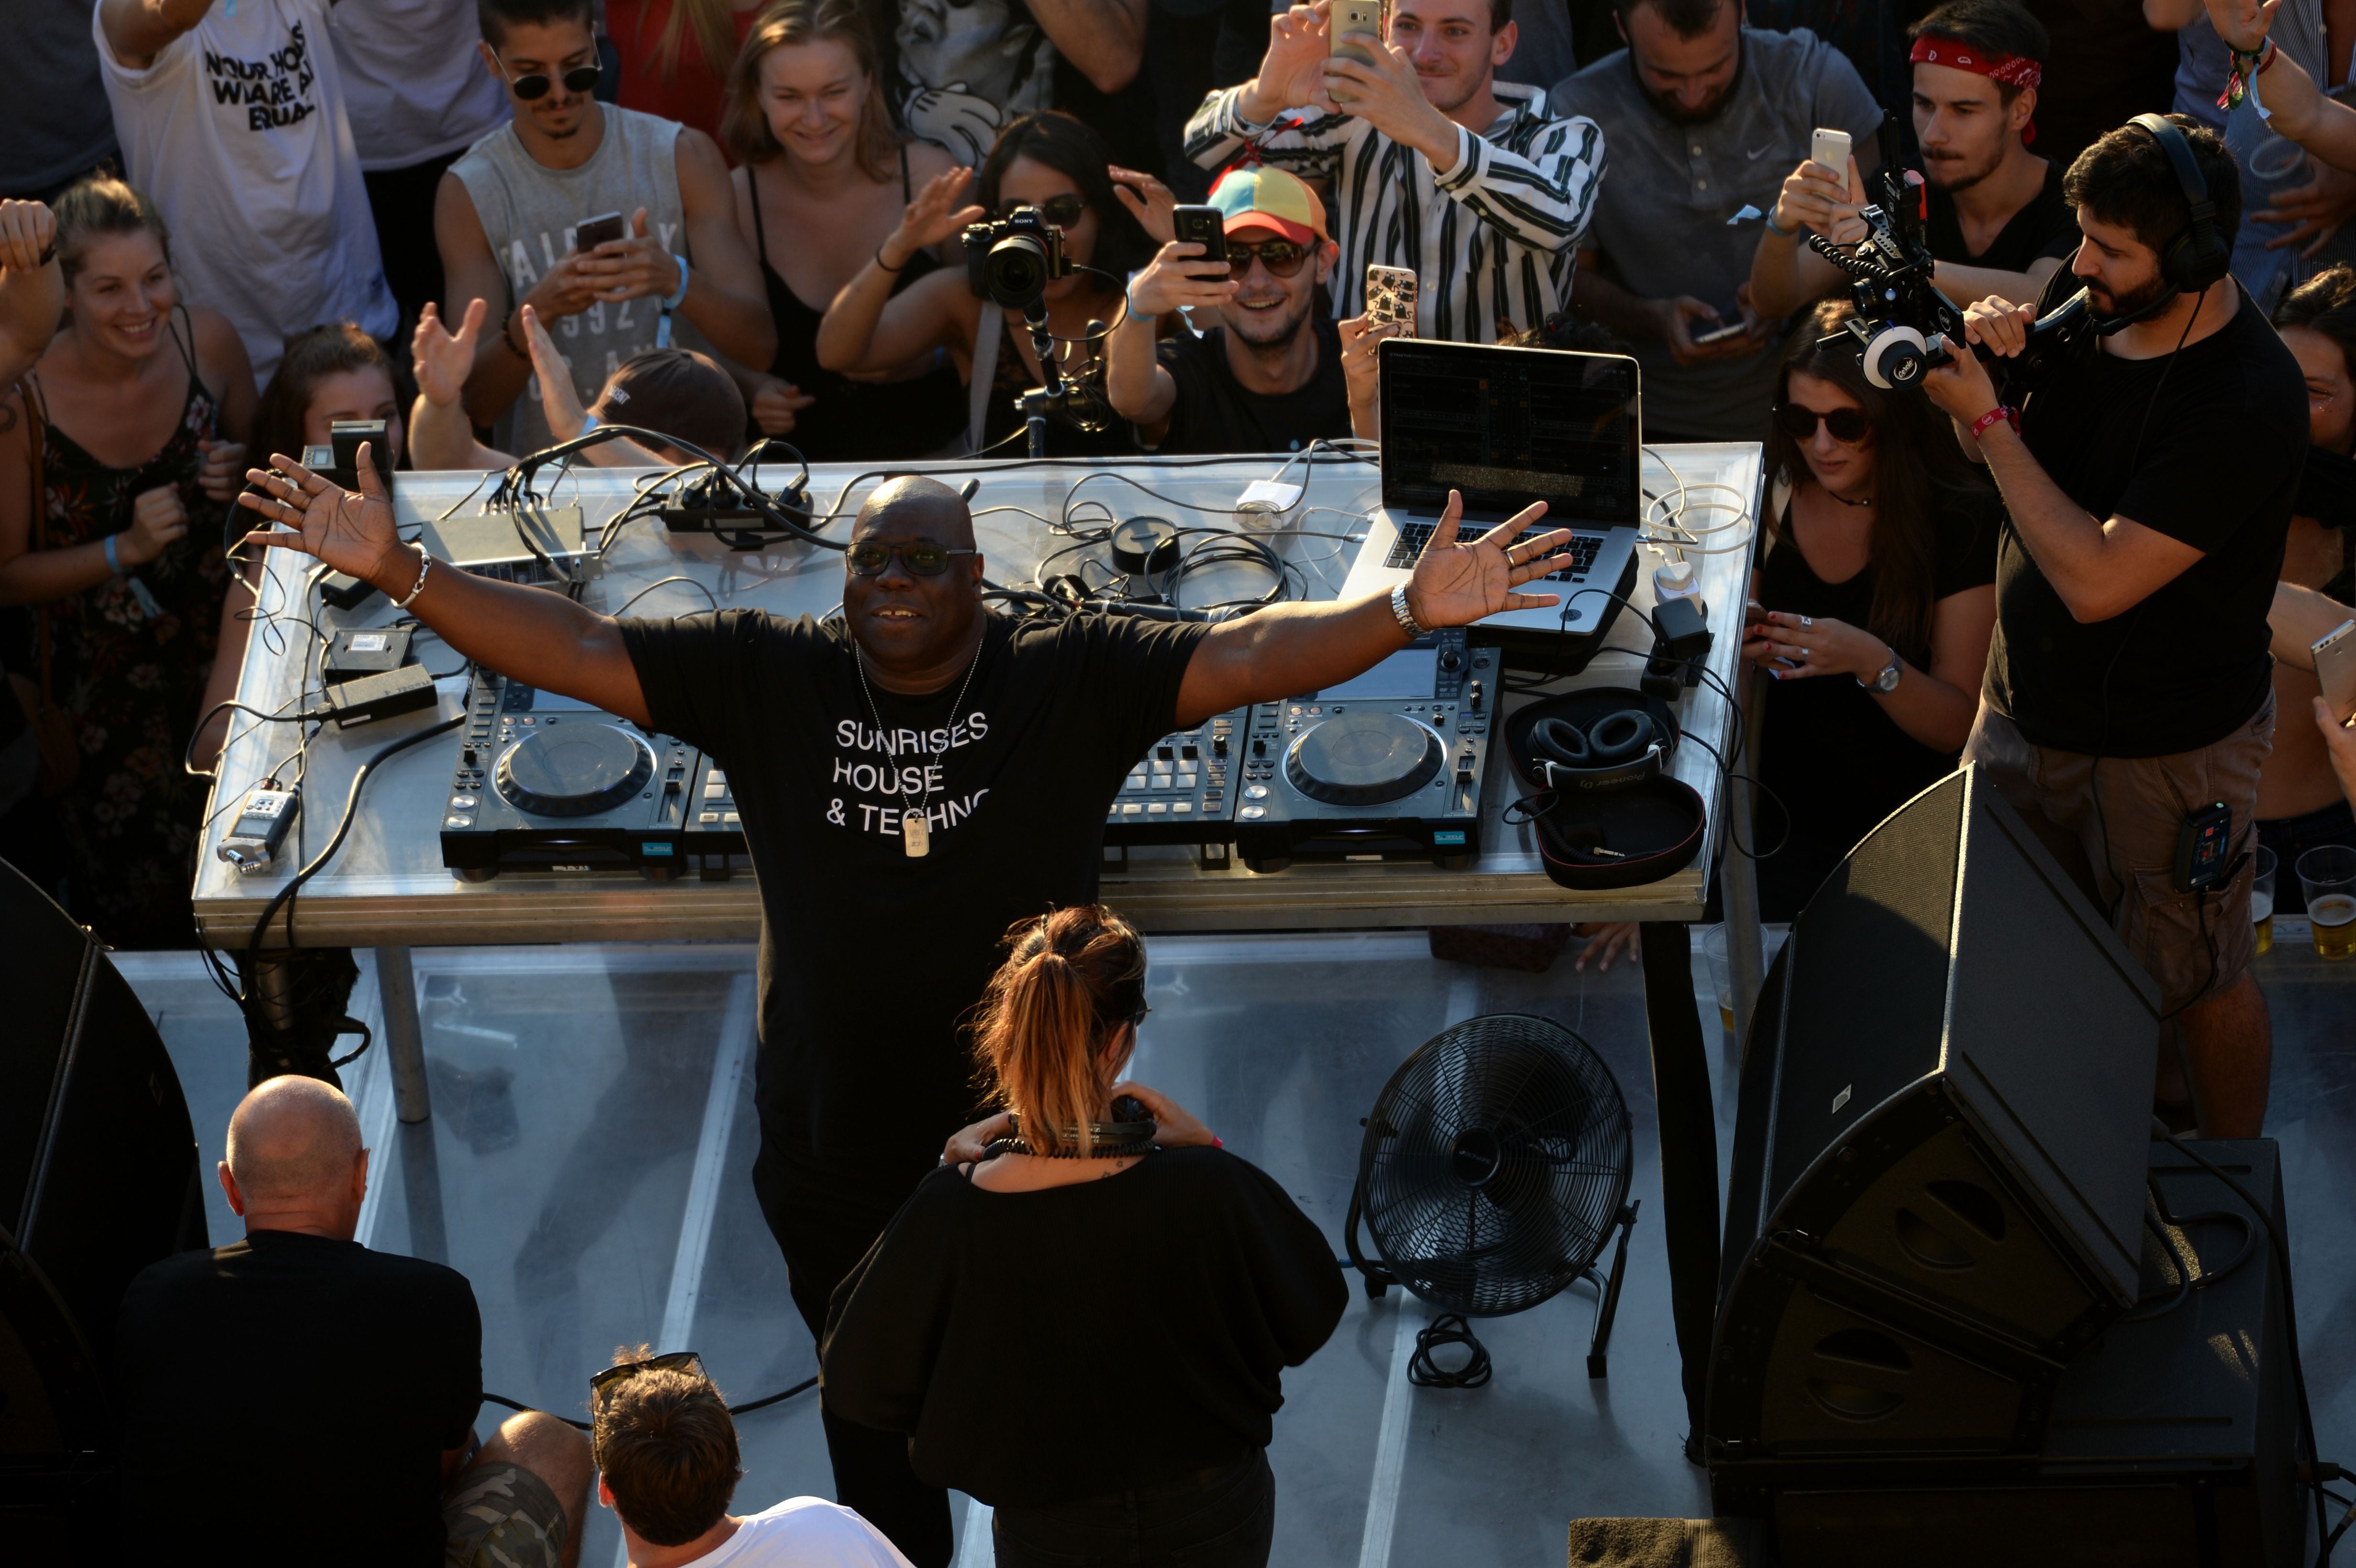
xmin=902 ymin=811 xmax=930 ymax=858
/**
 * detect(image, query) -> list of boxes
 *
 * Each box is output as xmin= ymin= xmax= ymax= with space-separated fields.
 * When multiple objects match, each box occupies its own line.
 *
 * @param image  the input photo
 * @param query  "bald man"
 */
xmin=113 ymin=1077 xmax=594 ymax=1568
xmin=237 ymin=453 xmax=1571 ymax=1565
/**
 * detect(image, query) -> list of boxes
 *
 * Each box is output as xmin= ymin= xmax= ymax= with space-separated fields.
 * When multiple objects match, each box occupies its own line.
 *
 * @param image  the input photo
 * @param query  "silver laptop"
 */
xmin=1341 ymin=339 xmax=1643 ymax=639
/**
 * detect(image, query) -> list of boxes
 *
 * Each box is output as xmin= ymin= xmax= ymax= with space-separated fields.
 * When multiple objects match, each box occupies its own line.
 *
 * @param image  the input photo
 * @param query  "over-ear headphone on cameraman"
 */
xmin=2098 ymin=113 xmax=2231 ymax=329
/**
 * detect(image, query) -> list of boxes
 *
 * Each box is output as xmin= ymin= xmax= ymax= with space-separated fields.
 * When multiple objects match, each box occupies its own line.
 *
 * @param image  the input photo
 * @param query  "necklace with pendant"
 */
xmin=854 ymin=633 xmax=982 ymax=858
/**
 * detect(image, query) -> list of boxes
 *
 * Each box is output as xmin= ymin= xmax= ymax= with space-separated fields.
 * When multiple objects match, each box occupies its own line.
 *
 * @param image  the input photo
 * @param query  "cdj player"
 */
xmin=440 ymin=671 xmax=731 ymax=881
xmin=1233 ymin=628 xmax=1497 ymax=872
xmin=1104 ymin=707 xmax=1244 ymax=851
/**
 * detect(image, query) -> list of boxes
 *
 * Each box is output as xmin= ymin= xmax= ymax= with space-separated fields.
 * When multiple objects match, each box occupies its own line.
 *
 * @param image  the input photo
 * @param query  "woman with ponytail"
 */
xmin=820 ymin=904 xmax=1345 ymax=1568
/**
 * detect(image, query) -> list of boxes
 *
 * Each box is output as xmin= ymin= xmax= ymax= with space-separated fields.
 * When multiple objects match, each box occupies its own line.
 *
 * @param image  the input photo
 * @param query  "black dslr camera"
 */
xmin=1814 ymin=114 xmax=2089 ymax=395
xmin=962 ymin=204 xmax=1071 ymax=311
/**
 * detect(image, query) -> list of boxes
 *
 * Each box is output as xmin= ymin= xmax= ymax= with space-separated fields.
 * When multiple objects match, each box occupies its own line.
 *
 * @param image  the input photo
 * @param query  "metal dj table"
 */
xmin=193 ymin=447 xmax=1767 ymax=1431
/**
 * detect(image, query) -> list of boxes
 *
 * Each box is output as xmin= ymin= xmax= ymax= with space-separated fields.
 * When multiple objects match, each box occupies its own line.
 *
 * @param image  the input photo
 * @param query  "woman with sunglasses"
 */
xmin=815 ymin=111 xmax=1156 ymax=457
xmin=1741 ymin=298 xmax=2000 ymax=920
xmin=822 ymin=904 xmax=1346 ymax=1568
xmin=720 ymin=0 xmax=968 ymax=459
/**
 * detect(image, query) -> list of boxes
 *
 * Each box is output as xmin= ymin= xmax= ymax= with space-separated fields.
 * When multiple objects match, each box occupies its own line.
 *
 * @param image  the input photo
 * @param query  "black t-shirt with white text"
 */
xmin=1926 ymin=159 xmax=2080 ymax=277
xmin=114 ymin=1232 xmax=481 ymax=1565
xmin=1989 ymin=274 xmax=2306 ymax=754
xmin=1148 ymin=317 xmax=1353 ymax=457
xmin=621 ymin=610 xmax=1207 ymax=1179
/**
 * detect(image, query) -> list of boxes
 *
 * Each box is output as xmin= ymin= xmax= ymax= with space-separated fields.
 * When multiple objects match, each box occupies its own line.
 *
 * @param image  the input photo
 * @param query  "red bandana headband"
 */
xmin=1910 ymin=35 xmax=2044 ymax=143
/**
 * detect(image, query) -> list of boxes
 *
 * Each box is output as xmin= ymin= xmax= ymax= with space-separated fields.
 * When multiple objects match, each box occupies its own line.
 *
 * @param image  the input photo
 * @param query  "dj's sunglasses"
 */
xmin=847 ymin=542 xmax=978 ymax=577
xmin=1774 ymin=402 xmax=1872 ymax=445
xmin=495 ymin=55 xmax=602 ymax=100
xmin=590 ymin=1350 xmax=701 ymax=1397
xmin=1001 ymin=194 xmax=1088 ymax=229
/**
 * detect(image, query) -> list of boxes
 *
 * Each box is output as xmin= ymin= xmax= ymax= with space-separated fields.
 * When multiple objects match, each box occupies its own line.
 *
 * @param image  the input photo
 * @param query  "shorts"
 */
xmin=443 ymin=1460 xmax=568 ymax=1568
xmin=1962 ymin=692 xmax=2276 ymax=1015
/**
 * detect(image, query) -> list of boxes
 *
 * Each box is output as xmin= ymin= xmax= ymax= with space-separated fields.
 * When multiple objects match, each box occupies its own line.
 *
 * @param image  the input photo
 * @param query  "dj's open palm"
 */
xmin=1406 ymin=490 xmax=1573 ymax=627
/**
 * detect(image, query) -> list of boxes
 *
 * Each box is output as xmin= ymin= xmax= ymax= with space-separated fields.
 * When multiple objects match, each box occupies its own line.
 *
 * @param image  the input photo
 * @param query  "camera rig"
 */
xmin=1811 ymin=115 xmax=2091 ymax=397
xmin=961 ymin=203 xmax=1111 ymax=456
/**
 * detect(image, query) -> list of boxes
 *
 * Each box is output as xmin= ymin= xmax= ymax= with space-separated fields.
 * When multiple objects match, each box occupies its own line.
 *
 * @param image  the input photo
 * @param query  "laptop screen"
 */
xmin=1376 ymin=340 xmax=1642 ymax=525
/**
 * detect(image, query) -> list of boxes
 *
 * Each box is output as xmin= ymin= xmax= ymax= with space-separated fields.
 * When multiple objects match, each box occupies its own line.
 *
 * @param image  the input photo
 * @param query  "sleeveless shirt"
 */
xmin=453 ymin=104 xmax=711 ymax=454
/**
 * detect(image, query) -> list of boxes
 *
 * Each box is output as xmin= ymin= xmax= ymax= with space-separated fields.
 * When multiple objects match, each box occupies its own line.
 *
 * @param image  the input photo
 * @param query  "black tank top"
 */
xmin=751 ymin=145 xmax=968 ymax=461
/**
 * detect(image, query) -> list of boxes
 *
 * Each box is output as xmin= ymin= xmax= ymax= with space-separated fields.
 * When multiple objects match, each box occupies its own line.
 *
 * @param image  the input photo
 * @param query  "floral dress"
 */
xmin=29 ymin=318 xmax=230 ymax=949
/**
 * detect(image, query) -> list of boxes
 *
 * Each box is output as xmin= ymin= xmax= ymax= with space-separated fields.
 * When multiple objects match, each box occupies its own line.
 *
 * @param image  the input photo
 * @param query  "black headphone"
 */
xmin=1528 ymin=710 xmax=1663 ymax=792
xmin=2129 ymin=112 xmax=2232 ymax=295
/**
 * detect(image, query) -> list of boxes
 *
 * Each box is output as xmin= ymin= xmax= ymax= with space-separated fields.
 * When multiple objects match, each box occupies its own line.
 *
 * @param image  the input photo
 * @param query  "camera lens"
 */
xmin=982 ymin=233 xmax=1050 ymax=310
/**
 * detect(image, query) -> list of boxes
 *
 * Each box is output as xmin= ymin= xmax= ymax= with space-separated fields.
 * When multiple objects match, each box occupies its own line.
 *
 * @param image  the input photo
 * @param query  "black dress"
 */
xmin=748 ymin=147 xmax=967 ymax=462
xmin=1754 ymin=485 xmax=2000 ymax=921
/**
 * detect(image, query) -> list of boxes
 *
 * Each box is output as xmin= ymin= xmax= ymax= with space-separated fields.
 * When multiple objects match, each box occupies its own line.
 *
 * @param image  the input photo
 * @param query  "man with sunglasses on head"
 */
xmin=95 ymin=0 xmax=395 ymax=382
xmin=437 ymin=0 xmax=774 ymax=457
xmin=1106 ymin=165 xmax=1353 ymax=455
xmin=239 ymin=441 xmax=1573 ymax=1566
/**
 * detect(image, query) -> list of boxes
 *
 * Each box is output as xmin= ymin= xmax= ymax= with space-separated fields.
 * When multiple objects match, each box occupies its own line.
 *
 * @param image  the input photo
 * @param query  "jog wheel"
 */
xmin=1286 ymin=712 xmax=1442 ymax=807
xmin=495 ymin=724 xmax=655 ymax=817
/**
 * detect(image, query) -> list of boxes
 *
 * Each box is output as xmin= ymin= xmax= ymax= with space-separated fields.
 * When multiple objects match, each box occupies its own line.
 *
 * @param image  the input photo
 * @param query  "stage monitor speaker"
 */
xmin=1710 ymin=766 xmax=2160 ymax=1466
xmin=1715 ymin=1140 xmax=2301 ymax=1568
xmin=0 ymin=857 xmax=207 ymax=1560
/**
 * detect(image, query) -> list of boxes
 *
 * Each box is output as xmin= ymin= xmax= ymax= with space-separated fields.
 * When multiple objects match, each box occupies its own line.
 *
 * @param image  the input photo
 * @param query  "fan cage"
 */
xmin=1356 ymin=1013 xmax=1633 ymax=1318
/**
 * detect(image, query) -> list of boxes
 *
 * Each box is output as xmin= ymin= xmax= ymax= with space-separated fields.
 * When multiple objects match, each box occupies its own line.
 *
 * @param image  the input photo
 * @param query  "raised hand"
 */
xmin=1772 ymin=154 xmax=1864 ymax=240
xmin=1106 ymin=1080 xmax=1218 ymax=1148
xmin=888 ymin=165 xmax=987 ymax=265
xmin=578 ymin=207 xmax=681 ymax=304
xmin=0 ymin=199 xmax=55 ymax=274
xmin=2203 ymin=0 xmax=2279 ymax=51
xmin=1109 ymin=164 xmax=1179 ymax=245
xmin=121 ymin=484 xmax=189 ymax=566
xmin=237 ymin=447 xmax=407 ymax=587
xmin=1403 ymin=490 xmax=1572 ymax=627
xmin=1246 ymin=2 xmax=1337 ymax=119
xmin=1128 ymin=240 xmax=1237 ymax=318
xmin=519 ymin=305 xmax=590 ymax=441
xmin=747 ymin=373 xmax=818 ymax=435
xmin=196 ymin=438 xmax=248 ymax=505
xmin=414 ymin=298 xmax=486 ymax=408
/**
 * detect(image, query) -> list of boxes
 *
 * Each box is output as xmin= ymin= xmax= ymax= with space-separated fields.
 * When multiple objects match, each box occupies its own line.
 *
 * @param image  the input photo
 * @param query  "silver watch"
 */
xmin=1858 ymin=647 xmax=1902 ymax=693
xmin=1390 ymin=582 xmax=1427 ymax=638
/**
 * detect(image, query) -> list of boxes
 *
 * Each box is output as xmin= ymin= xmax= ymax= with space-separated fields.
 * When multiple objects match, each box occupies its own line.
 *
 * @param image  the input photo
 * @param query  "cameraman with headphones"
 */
xmin=1918 ymin=113 xmax=2306 ymax=1139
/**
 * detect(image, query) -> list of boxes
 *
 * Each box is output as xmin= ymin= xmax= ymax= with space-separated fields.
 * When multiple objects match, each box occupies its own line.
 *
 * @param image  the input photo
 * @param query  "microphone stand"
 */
xmin=1017 ymin=296 xmax=1062 ymax=459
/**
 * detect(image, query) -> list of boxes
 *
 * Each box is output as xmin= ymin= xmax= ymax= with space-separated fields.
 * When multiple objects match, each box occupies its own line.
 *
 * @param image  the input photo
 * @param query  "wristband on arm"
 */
xmin=1969 ymin=406 xmax=2018 ymax=441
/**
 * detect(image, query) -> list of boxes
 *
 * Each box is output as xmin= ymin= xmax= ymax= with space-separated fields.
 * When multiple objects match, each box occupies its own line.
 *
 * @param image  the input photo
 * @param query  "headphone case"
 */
xmin=1527 ymin=774 xmax=1709 ymax=891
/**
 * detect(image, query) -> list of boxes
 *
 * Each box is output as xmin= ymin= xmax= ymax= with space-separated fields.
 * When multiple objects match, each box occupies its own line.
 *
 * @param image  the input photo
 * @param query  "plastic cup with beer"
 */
xmin=1703 ymin=924 xmax=1733 ymax=1032
xmin=2252 ymin=844 xmax=2277 ymax=956
xmin=2297 ymin=844 xmax=2356 ymax=959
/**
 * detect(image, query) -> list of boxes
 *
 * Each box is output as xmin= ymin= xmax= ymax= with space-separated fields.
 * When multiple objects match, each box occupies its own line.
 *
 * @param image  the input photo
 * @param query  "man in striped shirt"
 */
xmin=1182 ymin=0 xmax=1606 ymax=343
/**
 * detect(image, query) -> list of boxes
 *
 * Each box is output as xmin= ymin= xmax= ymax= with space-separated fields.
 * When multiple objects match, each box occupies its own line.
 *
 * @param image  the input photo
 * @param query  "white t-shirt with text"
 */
xmin=93 ymin=0 xmax=395 ymax=382
xmin=671 ymin=1497 xmax=916 ymax=1568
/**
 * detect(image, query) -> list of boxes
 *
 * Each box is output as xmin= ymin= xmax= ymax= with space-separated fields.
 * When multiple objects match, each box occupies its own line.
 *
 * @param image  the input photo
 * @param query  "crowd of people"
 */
xmin=5 ymin=0 xmax=2356 ymax=1561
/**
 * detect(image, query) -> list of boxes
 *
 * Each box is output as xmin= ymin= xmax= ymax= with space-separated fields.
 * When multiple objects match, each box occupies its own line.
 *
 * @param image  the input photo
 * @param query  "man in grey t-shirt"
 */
xmin=1553 ymin=0 xmax=1881 ymax=440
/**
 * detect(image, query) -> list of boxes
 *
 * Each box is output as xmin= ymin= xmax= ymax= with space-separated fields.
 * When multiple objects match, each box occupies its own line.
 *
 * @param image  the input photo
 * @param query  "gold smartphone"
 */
xmin=1329 ymin=0 xmax=1387 ymax=105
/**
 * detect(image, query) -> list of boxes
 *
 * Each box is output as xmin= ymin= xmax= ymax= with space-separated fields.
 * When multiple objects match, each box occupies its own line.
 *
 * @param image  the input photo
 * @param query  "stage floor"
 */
xmin=119 ymin=927 xmax=2356 ymax=1567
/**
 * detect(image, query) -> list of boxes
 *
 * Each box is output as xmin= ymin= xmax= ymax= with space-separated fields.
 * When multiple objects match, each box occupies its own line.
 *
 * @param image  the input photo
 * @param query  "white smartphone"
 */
xmin=1692 ymin=317 xmax=1749 ymax=345
xmin=2317 ymin=617 xmax=2356 ymax=723
xmin=1366 ymin=264 xmax=1418 ymax=334
xmin=1810 ymin=127 xmax=1852 ymax=178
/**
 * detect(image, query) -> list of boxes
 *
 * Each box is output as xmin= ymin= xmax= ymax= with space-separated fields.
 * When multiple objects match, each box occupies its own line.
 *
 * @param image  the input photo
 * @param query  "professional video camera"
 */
xmin=1813 ymin=114 xmax=2089 ymax=394
xmin=963 ymin=204 xmax=1071 ymax=311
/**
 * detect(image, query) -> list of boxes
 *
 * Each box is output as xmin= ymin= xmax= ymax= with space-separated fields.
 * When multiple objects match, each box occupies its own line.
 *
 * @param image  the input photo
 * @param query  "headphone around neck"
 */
xmin=2128 ymin=112 xmax=2231 ymax=296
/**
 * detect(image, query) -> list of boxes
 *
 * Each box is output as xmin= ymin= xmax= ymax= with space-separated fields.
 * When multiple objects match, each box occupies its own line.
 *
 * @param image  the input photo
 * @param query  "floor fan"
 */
xmin=1345 ymin=1013 xmax=1640 ymax=1385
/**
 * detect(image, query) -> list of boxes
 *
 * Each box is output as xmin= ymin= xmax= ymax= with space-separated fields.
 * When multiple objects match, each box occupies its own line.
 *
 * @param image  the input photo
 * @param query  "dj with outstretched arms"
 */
xmin=236 ymin=451 xmax=1568 ymax=1567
